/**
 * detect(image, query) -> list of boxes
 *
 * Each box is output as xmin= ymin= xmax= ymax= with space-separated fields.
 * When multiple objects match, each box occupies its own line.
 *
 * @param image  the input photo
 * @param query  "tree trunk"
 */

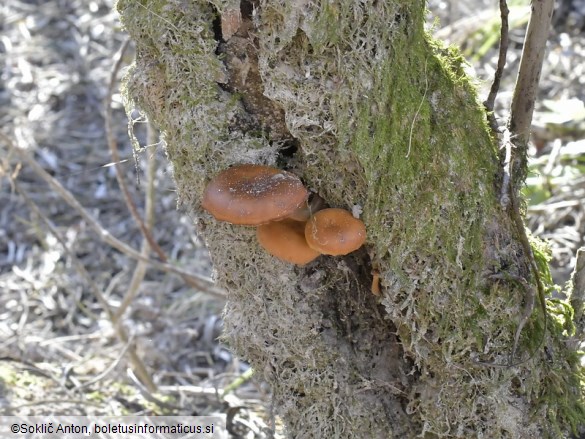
xmin=116 ymin=0 xmax=584 ymax=437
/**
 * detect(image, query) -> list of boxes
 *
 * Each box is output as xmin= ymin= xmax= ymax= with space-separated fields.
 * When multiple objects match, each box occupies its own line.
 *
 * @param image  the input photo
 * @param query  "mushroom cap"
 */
xmin=202 ymin=164 xmax=309 ymax=225
xmin=305 ymin=208 xmax=366 ymax=256
xmin=257 ymin=219 xmax=321 ymax=265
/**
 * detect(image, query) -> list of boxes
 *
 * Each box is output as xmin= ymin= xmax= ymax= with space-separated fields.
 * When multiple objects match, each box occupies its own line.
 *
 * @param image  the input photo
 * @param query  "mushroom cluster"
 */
xmin=202 ymin=164 xmax=366 ymax=265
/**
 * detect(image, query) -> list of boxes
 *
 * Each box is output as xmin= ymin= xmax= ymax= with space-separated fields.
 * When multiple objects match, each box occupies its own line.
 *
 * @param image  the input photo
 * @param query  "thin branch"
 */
xmin=508 ymin=0 xmax=555 ymax=148
xmin=114 ymin=123 xmax=159 ymax=321
xmin=2 ymin=132 xmax=225 ymax=298
xmin=499 ymin=128 xmax=513 ymax=209
xmin=157 ymin=385 xmax=221 ymax=396
xmin=126 ymin=368 xmax=183 ymax=411
xmin=483 ymin=0 xmax=555 ymax=369
xmin=105 ymin=38 xmax=168 ymax=262
xmin=569 ymin=247 xmax=585 ymax=350
xmin=484 ymin=0 xmax=509 ymax=132
xmin=221 ymin=367 xmax=254 ymax=398
xmin=75 ymin=335 xmax=135 ymax=390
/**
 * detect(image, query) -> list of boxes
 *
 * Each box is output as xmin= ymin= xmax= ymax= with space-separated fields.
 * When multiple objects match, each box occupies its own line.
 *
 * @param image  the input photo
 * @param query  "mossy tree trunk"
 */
xmin=116 ymin=0 xmax=584 ymax=437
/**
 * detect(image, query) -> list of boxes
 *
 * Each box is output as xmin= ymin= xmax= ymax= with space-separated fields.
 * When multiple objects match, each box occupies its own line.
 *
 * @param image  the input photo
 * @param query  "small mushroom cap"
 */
xmin=305 ymin=208 xmax=366 ymax=256
xmin=202 ymin=164 xmax=309 ymax=225
xmin=257 ymin=219 xmax=321 ymax=265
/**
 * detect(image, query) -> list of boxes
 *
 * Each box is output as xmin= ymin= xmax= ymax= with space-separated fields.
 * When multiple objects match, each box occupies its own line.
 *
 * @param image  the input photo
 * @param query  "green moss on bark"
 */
xmin=116 ymin=0 xmax=584 ymax=437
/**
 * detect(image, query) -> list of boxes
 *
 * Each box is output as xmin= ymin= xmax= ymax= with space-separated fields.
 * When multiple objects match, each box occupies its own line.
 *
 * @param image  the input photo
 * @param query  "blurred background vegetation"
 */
xmin=0 ymin=0 xmax=583 ymax=436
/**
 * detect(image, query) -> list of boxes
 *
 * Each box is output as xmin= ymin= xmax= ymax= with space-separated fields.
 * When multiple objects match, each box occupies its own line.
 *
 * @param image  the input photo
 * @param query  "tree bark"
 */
xmin=116 ymin=0 xmax=584 ymax=437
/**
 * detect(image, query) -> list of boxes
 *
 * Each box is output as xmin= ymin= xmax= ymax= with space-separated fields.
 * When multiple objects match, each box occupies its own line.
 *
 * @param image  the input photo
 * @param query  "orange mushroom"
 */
xmin=201 ymin=164 xmax=309 ymax=225
xmin=305 ymin=208 xmax=366 ymax=256
xmin=257 ymin=219 xmax=321 ymax=265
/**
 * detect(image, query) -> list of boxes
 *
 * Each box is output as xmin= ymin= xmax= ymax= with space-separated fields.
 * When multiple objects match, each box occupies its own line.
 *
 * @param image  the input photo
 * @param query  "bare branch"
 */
xmin=114 ymin=123 xmax=160 ymax=321
xmin=105 ymin=38 xmax=169 ymax=263
xmin=489 ymin=0 xmax=554 ymax=369
xmin=569 ymin=248 xmax=585 ymax=349
xmin=508 ymin=0 xmax=555 ymax=147
xmin=484 ymin=0 xmax=509 ymax=132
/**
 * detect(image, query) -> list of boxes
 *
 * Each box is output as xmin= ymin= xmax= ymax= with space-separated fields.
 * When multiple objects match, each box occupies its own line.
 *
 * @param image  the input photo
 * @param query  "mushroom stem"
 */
xmin=287 ymin=194 xmax=327 ymax=222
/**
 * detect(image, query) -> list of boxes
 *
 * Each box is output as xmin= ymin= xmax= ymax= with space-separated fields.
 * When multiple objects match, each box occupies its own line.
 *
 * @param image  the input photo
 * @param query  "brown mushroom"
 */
xmin=305 ymin=208 xmax=366 ymax=256
xmin=201 ymin=164 xmax=309 ymax=225
xmin=257 ymin=219 xmax=321 ymax=265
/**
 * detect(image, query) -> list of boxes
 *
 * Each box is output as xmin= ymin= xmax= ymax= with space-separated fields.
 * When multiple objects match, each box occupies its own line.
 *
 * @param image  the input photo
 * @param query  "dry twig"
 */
xmin=104 ymin=37 xmax=168 ymax=263
xmin=569 ymin=248 xmax=585 ymax=349
xmin=479 ymin=0 xmax=555 ymax=368
xmin=114 ymin=123 xmax=159 ymax=321
xmin=508 ymin=0 xmax=555 ymax=162
xmin=484 ymin=0 xmax=509 ymax=132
